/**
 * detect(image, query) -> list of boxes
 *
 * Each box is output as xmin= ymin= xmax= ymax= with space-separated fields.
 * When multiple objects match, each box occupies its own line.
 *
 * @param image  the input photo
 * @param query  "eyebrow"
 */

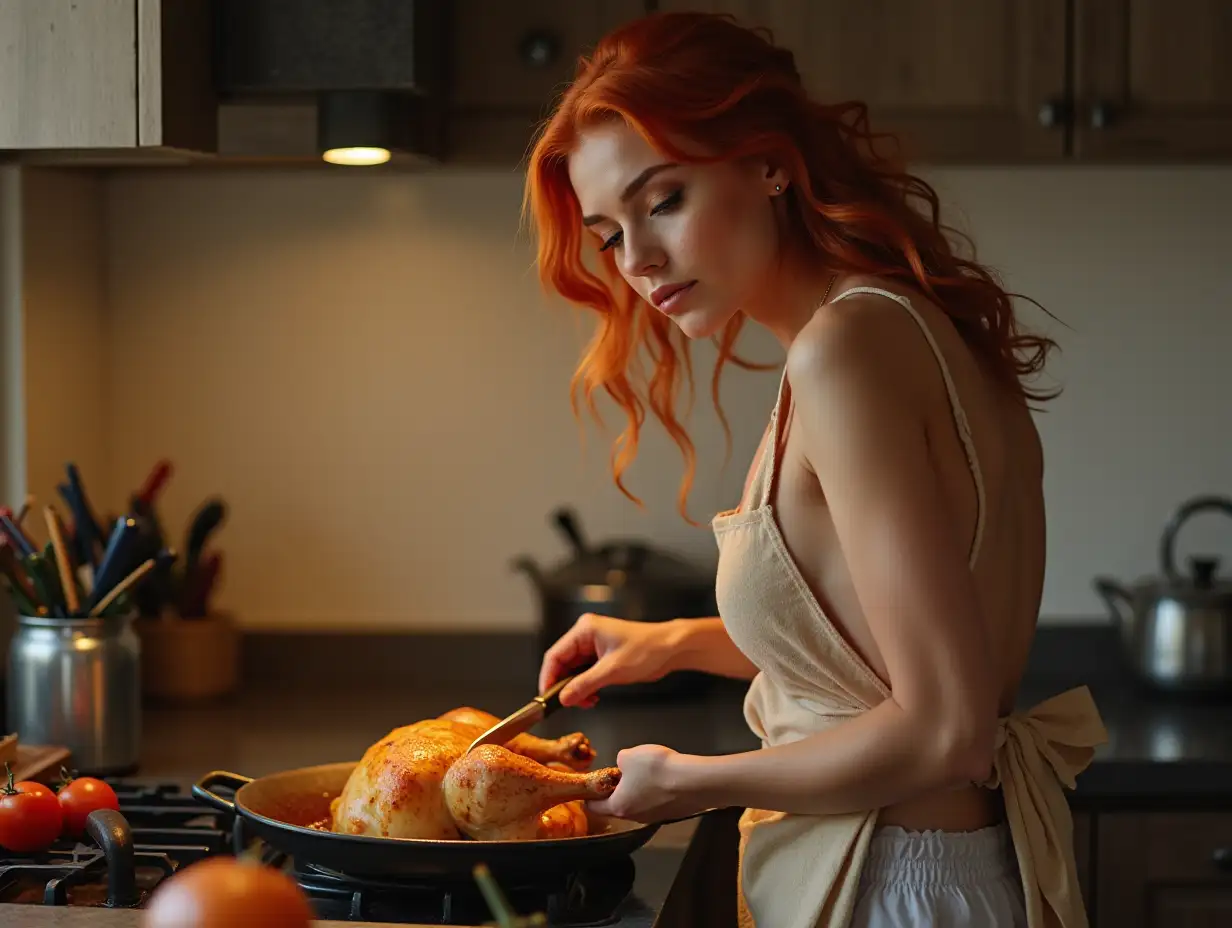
xmin=582 ymin=162 xmax=679 ymax=227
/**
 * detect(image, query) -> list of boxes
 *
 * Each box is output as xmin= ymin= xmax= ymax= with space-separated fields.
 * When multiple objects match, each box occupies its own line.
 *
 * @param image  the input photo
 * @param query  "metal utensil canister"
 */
xmin=5 ymin=611 xmax=141 ymax=774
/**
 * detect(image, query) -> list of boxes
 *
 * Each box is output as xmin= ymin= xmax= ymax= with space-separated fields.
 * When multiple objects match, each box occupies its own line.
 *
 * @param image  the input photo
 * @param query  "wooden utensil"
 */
xmin=44 ymin=505 xmax=80 ymax=614
xmin=89 ymin=557 xmax=155 ymax=616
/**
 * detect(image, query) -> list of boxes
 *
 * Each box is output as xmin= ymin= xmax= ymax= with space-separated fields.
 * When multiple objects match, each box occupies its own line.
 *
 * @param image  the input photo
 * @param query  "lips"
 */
xmin=649 ymin=281 xmax=696 ymax=311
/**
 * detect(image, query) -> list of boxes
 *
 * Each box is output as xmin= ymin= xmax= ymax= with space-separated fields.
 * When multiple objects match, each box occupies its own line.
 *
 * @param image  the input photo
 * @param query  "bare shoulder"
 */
xmin=784 ymin=289 xmax=938 ymax=420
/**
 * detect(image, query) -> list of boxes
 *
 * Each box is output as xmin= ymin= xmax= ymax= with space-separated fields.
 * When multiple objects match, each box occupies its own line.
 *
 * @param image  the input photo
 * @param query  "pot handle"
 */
xmin=1093 ymin=576 xmax=1134 ymax=628
xmin=1160 ymin=495 xmax=1232 ymax=584
xmin=657 ymin=805 xmax=730 ymax=826
xmin=191 ymin=770 xmax=253 ymax=814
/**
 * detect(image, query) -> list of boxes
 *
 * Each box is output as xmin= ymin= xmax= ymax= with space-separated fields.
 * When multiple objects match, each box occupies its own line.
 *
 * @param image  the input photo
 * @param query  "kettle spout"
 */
xmin=511 ymin=555 xmax=546 ymax=591
xmin=1093 ymin=576 xmax=1135 ymax=631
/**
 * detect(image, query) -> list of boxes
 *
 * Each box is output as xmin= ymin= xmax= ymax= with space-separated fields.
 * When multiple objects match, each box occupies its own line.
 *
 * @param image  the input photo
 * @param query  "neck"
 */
xmin=741 ymin=246 xmax=842 ymax=350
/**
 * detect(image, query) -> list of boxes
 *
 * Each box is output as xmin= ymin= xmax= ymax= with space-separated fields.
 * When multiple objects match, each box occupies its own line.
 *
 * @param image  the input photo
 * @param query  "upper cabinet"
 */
xmin=659 ymin=0 xmax=1069 ymax=163
xmin=1074 ymin=0 xmax=1232 ymax=161
xmin=445 ymin=0 xmax=647 ymax=165
xmin=0 ymin=0 xmax=215 ymax=156
xmin=2 ymin=0 xmax=1230 ymax=166
xmin=660 ymin=0 xmax=1232 ymax=163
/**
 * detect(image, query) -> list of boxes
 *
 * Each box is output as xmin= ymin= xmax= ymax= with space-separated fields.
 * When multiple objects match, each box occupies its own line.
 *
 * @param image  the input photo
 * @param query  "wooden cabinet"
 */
xmin=1094 ymin=812 xmax=1232 ymax=927
xmin=660 ymin=0 xmax=1232 ymax=162
xmin=4 ymin=0 xmax=1231 ymax=165
xmin=0 ymin=0 xmax=214 ymax=154
xmin=1074 ymin=0 xmax=1232 ymax=161
xmin=657 ymin=0 xmax=1069 ymax=163
xmin=1074 ymin=811 xmax=1093 ymax=912
xmin=445 ymin=0 xmax=648 ymax=164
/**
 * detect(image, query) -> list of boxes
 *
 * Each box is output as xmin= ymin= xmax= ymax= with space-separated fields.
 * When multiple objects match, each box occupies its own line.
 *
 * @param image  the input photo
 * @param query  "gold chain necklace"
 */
xmin=819 ymin=272 xmax=837 ymax=307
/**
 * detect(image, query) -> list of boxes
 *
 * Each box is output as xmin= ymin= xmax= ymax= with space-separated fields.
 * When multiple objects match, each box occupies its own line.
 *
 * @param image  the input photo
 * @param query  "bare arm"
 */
xmin=540 ymin=611 xmax=758 ymax=707
xmin=665 ymin=618 xmax=760 ymax=681
xmin=671 ymin=304 xmax=999 ymax=815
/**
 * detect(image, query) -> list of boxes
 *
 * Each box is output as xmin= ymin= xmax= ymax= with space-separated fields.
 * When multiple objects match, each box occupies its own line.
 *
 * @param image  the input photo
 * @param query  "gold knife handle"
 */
xmin=536 ymin=673 xmax=574 ymax=715
xmin=538 ymin=657 xmax=597 ymax=712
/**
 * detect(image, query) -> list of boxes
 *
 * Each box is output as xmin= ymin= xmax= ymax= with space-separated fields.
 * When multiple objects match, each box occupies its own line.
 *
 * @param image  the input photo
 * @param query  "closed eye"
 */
xmin=597 ymin=189 xmax=683 ymax=253
xmin=651 ymin=189 xmax=683 ymax=216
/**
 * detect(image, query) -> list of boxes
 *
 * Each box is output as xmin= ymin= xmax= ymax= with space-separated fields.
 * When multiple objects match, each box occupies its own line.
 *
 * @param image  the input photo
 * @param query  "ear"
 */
xmin=757 ymin=159 xmax=791 ymax=196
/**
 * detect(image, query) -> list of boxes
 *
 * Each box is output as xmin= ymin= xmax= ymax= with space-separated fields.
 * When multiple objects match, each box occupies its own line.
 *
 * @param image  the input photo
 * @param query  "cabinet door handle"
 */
xmin=1037 ymin=98 xmax=1069 ymax=128
xmin=519 ymin=30 xmax=561 ymax=68
xmin=1089 ymin=101 xmax=1116 ymax=129
xmin=1213 ymin=847 xmax=1232 ymax=871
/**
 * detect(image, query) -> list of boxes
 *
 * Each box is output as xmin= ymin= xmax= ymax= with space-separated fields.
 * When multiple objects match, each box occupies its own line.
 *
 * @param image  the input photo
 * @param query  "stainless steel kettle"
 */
xmin=1094 ymin=494 xmax=1232 ymax=692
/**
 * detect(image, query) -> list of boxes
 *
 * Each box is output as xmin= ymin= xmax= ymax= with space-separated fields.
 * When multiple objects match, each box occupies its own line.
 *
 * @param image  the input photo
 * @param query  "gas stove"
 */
xmin=0 ymin=778 xmax=681 ymax=926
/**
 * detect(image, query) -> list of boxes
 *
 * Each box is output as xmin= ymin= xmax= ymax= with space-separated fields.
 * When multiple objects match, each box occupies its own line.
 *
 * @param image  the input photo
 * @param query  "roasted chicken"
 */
xmin=329 ymin=706 xmax=619 ymax=841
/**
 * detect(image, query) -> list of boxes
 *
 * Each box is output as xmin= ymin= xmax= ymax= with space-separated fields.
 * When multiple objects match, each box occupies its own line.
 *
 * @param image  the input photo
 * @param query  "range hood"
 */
xmin=212 ymin=0 xmax=451 ymax=166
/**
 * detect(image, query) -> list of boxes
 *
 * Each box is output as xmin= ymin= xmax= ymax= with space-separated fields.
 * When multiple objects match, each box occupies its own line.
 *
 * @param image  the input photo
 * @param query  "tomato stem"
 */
xmin=54 ymin=765 xmax=74 ymax=792
xmin=1 ymin=762 xmax=15 ymax=796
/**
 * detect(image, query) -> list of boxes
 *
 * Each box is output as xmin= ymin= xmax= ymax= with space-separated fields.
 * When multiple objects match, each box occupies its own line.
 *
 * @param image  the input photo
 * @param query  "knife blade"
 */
xmin=466 ymin=674 xmax=577 ymax=755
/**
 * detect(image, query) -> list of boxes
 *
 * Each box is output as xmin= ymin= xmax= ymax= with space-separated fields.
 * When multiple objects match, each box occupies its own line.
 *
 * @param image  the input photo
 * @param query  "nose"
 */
xmin=618 ymin=228 xmax=665 ymax=280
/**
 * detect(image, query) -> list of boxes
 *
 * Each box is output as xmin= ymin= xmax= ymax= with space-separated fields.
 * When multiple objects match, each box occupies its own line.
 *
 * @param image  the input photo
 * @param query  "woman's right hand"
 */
xmin=538 ymin=614 xmax=681 ymax=708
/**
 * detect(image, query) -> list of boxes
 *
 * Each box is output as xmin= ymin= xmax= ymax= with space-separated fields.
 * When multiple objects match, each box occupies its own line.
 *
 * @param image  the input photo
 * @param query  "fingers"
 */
xmin=559 ymin=654 xmax=624 ymax=707
xmin=538 ymin=615 xmax=598 ymax=694
xmin=585 ymin=797 xmax=616 ymax=817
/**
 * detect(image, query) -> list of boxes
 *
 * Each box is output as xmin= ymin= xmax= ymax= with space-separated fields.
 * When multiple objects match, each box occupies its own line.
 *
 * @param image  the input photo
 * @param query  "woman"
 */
xmin=524 ymin=12 xmax=1106 ymax=928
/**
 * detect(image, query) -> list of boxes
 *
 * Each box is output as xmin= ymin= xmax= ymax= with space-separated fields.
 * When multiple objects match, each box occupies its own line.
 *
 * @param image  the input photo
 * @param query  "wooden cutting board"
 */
xmin=14 ymin=743 xmax=72 ymax=783
xmin=0 ymin=733 xmax=72 ymax=784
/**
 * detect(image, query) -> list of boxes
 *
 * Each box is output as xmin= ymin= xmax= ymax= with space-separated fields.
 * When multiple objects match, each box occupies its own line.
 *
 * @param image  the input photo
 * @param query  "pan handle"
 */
xmin=600 ymin=805 xmax=730 ymax=829
xmin=191 ymin=770 xmax=253 ymax=814
xmin=656 ymin=806 xmax=726 ymax=826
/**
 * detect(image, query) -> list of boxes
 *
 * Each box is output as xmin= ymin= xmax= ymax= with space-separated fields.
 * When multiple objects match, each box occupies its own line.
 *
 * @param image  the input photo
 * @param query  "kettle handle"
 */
xmin=1093 ymin=576 xmax=1135 ymax=632
xmin=1160 ymin=495 xmax=1232 ymax=584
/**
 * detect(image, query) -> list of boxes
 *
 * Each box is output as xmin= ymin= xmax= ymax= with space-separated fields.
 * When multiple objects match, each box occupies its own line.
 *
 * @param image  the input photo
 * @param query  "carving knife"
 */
xmin=466 ymin=674 xmax=578 ymax=755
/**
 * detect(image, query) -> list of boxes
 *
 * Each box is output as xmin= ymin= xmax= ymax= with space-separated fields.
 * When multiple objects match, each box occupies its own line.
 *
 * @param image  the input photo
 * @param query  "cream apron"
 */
xmin=711 ymin=287 xmax=1108 ymax=928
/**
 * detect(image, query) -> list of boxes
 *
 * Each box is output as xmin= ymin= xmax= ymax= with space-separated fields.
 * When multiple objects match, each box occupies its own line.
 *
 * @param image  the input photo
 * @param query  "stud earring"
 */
xmin=775 ymin=184 xmax=782 ymax=192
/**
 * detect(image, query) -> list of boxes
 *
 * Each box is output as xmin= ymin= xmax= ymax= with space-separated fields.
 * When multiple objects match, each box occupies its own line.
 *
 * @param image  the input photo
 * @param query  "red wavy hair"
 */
xmin=523 ymin=11 xmax=1059 ymax=522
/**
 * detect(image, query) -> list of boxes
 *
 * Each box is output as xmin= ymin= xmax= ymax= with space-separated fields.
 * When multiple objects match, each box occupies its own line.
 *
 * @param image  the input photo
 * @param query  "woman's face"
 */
xmin=567 ymin=120 xmax=787 ymax=339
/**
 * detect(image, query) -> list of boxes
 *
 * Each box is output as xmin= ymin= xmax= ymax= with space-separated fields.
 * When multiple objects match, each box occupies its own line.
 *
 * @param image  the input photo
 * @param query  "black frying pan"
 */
xmin=193 ymin=763 xmax=714 ymax=881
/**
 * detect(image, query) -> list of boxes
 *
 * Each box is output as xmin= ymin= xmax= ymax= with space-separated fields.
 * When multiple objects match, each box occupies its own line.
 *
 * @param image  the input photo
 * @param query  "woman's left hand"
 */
xmin=585 ymin=744 xmax=708 ymax=824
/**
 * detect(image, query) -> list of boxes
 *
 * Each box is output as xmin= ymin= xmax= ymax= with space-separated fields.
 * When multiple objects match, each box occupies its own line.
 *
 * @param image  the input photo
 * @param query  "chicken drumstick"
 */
xmin=443 ymin=744 xmax=621 ymax=840
xmin=330 ymin=705 xmax=613 ymax=841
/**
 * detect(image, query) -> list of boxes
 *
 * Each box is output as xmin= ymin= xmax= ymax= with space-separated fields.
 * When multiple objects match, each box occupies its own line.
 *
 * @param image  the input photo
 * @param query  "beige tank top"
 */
xmin=711 ymin=286 xmax=1108 ymax=928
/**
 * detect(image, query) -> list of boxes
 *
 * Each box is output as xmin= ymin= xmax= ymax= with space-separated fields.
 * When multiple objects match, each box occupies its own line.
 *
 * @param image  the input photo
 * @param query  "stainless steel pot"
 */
xmin=1094 ymin=494 xmax=1232 ymax=692
xmin=513 ymin=507 xmax=717 ymax=699
xmin=5 ymin=611 xmax=141 ymax=774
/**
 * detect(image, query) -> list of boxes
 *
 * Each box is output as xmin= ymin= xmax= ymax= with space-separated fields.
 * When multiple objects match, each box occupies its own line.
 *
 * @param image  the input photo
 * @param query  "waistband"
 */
xmin=861 ymin=823 xmax=1018 ymax=889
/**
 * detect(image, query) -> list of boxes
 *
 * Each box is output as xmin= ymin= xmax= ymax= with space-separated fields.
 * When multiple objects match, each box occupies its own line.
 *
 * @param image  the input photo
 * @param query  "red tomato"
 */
xmin=0 ymin=765 xmax=63 ymax=852
xmin=141 ymin=857 xmax=314 ymax=928
xmin=56 ymin=773 xmax=120 ymax=837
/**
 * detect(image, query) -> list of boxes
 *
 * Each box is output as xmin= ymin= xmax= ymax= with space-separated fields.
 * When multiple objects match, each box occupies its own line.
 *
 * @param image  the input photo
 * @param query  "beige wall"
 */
xmin=21 ymin=168 xmax=111 ymax=536
xmin=0 ymin=165 xmax=25 ymax=515
xmin=21 ymin=163 xmax=1228 ymax=632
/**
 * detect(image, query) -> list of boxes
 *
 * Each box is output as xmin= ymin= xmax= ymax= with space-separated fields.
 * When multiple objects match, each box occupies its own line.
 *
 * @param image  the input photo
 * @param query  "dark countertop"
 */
xmin=137 ymin=676 xmax=1232 ymax=797
xmin=138 ymin=677 xmax=1232 ymax=808
xmin=1015 ymin=682 xmax=1232 ymax=805
xmin=131 ymin=623 xmax=1232 ymax=809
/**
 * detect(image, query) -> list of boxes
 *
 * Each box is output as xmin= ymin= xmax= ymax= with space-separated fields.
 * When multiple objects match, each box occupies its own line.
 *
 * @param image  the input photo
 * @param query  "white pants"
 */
xmin=852 ymin=823 xmax=1028 ymax=927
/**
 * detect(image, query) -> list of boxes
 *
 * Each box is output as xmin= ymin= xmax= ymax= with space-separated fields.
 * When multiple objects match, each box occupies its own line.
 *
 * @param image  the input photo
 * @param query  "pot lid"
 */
xmin=541 ymin=540 xmax=711 ymax=591
xmin=512 ymin=507 xmax=713 ymax=597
